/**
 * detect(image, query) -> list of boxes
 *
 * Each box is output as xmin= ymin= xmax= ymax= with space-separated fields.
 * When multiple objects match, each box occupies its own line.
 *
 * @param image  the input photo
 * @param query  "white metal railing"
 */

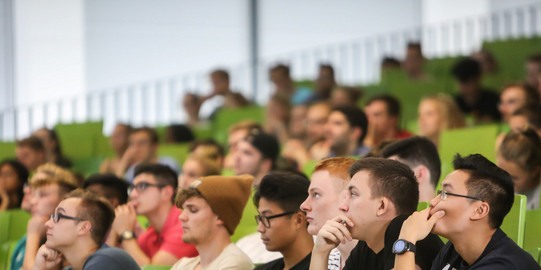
xmin=1 ymin=2 xmax=541 ymax=140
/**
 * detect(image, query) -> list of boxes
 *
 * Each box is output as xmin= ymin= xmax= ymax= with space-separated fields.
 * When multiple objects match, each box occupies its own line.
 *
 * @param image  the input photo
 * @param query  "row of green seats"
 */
xmin=0 ymin=210 xmax=31 ymax=270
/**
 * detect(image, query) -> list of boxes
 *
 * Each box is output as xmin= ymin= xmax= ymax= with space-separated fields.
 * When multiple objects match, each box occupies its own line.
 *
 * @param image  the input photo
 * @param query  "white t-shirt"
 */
xmin=171 ymin=243 xmax=253 ymax=270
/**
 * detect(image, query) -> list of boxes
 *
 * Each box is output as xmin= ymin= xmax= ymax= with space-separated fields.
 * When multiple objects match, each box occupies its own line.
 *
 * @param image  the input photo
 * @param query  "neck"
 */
xmin=419 ymin=183 xmax=436 ymax=203
xmin=59 ymin=239 xmax=99 ymax=270
xmin=364 ymin=219 xmax=391 ymax=254
xmin=338 ymin=239 xmax=359 ymax=267
xmin=333 ymin=141 xmax=357 ymax=157
xmin=197 ymin=234 xmax=231 ymax=268
xmin=280 ymin=230 xmax=314 ymax=269
xmin=146 ymin=203 xmax=172 ymax=233
xmin=449 ymin=225 xmax=496 ymax=265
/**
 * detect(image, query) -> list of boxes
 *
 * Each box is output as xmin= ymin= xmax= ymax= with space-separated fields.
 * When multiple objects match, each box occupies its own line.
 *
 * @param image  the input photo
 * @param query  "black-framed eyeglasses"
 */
xmin=437 ymin=190 xmax=484 ymax=202
xmin=128 ymin=182 xmax=165 ymax=195
xmin=50 ymin=212 xmax=87 ymax=223
xmin=255 ymin=211 xmax=296 ymax=228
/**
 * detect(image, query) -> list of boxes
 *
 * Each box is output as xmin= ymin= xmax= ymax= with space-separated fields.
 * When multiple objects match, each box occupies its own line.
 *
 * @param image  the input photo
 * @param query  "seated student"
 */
xmin=172 ymin=175 xmax=254 ymax=270
xmin=189 ymin=139 xmax=225 ymax=168
xmin=115 ymin=127 xmax=180 ymax=182
xmin=497 ymin=129 xmax=541 ymax=210
xmin=254 ymin=172 xmax=313 ymax=270
xmin=31 ymin=189 xmax=139 ymax=270
xmin=0 ymin=160 xmax=29 ymax=211
xmin=11 ymin=164 xmax=79 ymax=270
xmin=381 ymin=136 xmax=441 ymax=202
xmin=364 ymin=95 xmax=412 ymax=148
xmin=394 ymin=154 xmax=540 ymax=270
xmin=403 ymin=42 xmax=429 ymax=81
xmin=100 ymin=123 xmax=132 ymax=174
xmin=526 ymin=53 xmax=541 ymax=92
xmin=15 ymin=137 xmax=47 ymax=173
xmin=417 ymin=94 xmax=466 ymax=147
xmin=33 ymin=128 xmax=72 ymax=168
xmin=178 ymin=155 xmax=221 ymax=189
xmin=330 ymin=86 xmax=362 ymax=108
xmin=84 ymin=174 xmax=130 ymax=208
xmin=310 ymin=158 xmax=443 ymax=270
xmin=269 ymin=64 xmax=312 ymax=105
xmin=310 ymin=106 xmax=370 ymax=159
xmin=499 ymin=82 xmax=540 ymax=123
xmin=165 ymin=124 xmax=195 ymax=143
xmin=509 ymin=104 xmax=541 ymax=138
xmin=300 ymin=157 xmax=359 ymax=270
xmin=107 ymin=164 xmax=197 ymax=266
xmin=223 ymin=121 xmax=262 ymax=170
xmin=451 ymin=58 xmax=501 ymax=123
xmin=264 ymin=94 xmax=292 ymax=144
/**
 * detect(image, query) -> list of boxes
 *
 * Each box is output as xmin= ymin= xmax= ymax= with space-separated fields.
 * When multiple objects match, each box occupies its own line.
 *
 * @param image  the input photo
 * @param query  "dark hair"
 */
xmin=382 ymin=136 xmax=441 ymax=188
xmin=166 ymin=124 xmax=194 ymax=143
xmin=407 ymin=42 xmax=422 ymax=54
xmin=270 ymin=64 xmax=290 ymax=78
xmin=131 ymin=127 xmax=159 ymax=144
xmin=452 ymin=58 xmax=482 ymax=83
xmin=527 ymin=53 xmax=541 ymax=64
xmin=348 ymin=158 xmax=418 ymax=216
xmin=16 ymin=136 xmax=45 ymax=152
xmin=84 ymin=174 xmax=130 ymax=205
xmin=512 ymin=104 xmax=541 ymax=129
xmin=366 ymin=94 xmax=401 ymax=117
xmin=331 ymin=106 xmax=369 ymax=144
xmin=319 ymin=64 xmax=335 ymax=77
xmin=37 ymin=128 xmax=68 ymax=163
xmin=254 ymin=172 xmax=310 ymax=214
xmin=189 ymin=139 xmax=225 ymax=160
xmin=0 ymin=159 xmax=29 ymax=208
xmin=381 ymin=57 xmax=401 ymax=67
xmin=453 ymin=154 xmax=514 ymax=228
xmin=134 ymin=164 xmax=178 ymax=202
xmin=66 ymin=189 xmax=115 ymax=246
xmin=211 ymin=69 xmax=230 ymax=81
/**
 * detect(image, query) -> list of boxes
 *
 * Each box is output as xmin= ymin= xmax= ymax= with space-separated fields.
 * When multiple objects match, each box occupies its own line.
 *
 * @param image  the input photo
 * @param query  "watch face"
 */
xmin=393 ymin=240 xmax=406 ymax=253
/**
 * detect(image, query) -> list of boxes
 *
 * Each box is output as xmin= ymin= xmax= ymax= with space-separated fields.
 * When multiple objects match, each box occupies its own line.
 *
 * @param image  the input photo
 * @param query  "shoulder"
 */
xmin=171 ymin=256 xmax=200 ymax=270
xmin=212 ymin=244 xmax=254 ymax=269
xmin=84 ymin=246 xmax=139 ymax=270
xmin=474 ymin=233 xmax=539 ymax=269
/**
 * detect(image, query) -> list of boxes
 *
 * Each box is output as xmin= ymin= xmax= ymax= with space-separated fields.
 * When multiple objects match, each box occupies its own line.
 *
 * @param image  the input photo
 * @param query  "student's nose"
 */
xmin=256 ymin=218 xmax=266 ymax=233
xmin=430 ymin=193 xmax=441 ymax=208
xmin=299 ymin=198 xmax=311 ymax=212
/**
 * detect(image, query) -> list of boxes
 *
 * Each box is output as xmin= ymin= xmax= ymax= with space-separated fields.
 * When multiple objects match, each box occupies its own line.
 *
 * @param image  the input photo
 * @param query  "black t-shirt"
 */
xmin=343 ymin=215 xmax=444 ymax=270
xmin=454 ymin=89 xmax=501 ymax=122
xmin=254 ymin=252 xmax=311 ymax=270
xmin=431 ymin=228 xmax=540 ymax=270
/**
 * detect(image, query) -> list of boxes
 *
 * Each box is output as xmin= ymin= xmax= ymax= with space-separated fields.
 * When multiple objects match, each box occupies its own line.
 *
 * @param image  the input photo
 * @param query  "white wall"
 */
xmin=260 ymin=0 xmax=422 ymax=58
xmin=422 ymin=0 xmax=490 ymax=25
xmin=84 ymin=0 xmax=249 ymax=92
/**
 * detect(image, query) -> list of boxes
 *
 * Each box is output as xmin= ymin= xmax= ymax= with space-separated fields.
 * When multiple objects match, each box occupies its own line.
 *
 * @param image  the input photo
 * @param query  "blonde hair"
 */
xmin=31 ymin=163 xmax=79 ymax=194
xmin=185 ymin=155 xmax=221 ymax=176
xmin=421 ymin=94 xmax=466 ymax=131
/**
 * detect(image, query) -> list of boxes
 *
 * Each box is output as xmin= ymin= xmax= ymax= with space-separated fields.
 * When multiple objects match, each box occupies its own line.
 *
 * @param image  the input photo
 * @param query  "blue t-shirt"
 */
xmin=10 ymin=234 xmax=27 ymax=270
xmin=66 ymin=244 xmax=140 ymax=270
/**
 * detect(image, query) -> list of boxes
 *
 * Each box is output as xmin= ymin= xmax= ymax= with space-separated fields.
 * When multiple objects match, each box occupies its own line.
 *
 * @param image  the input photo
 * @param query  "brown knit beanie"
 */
xmin=188 ymin=174 xmax=254 ymax=235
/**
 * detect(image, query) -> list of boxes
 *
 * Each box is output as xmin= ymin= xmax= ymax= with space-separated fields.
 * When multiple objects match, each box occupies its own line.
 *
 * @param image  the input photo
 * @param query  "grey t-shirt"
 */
xmin=67 ymin=245 xmax=140 ymax=270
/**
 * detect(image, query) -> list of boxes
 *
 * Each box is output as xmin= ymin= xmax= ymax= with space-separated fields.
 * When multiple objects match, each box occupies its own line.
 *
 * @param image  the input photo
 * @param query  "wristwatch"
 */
xmin=392 ymin=239 xmax=416 ymax=254
xmin=119 ymin=230 xmax=136 ymax=243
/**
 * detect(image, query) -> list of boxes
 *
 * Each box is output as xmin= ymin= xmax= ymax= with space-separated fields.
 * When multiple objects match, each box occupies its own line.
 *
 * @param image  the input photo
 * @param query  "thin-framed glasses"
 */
xmin=437 ymin=190 xmax=484 ymax=202
xmin=255 ymin=211 xmax=296 ymax=228
xmin=128 ymin=182 xmax=165 ymax=195
xmin=50 ymin=212 xmax=87 ymax=223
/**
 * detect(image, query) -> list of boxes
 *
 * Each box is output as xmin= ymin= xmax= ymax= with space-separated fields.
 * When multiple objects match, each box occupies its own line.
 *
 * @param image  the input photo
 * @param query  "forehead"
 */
xmin=237 ymin=140 xmax=259 ymax=154
xmin=310 ymin=170 xmax=336 ymax=190
xmin=502 ymin=87 xmax=525 ymax=98
xmin=258 ymin=197 xmax=282 ymax=212
xmin=57 ymin=197 xmax=81 ymax=213
xmin=34 ymin=183 xmax=60 ymax=193
xmin=350 ymin=170 xmax=371 ymax=191
xmin=130 ymin=131 xmax=150 ymax=141
xmin=441 ymin=170 xmax=470 ymax=190
xmin=366 ymin=100 xmax=387 ymax=111
xmin=329 ymin=111 xmax=347 ymax=122
xmin=183 ymin=196 xmax=210 ymax=209
xmin=133 ymin=173 xmax=158 ymax=184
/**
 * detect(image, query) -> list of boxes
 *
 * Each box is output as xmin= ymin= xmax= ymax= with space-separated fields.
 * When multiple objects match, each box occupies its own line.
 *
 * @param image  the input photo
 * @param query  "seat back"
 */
xmin=524 ymin=209 xmax=541 ymax=250
xmin=500 ymin=194 xmax=527 ymax=248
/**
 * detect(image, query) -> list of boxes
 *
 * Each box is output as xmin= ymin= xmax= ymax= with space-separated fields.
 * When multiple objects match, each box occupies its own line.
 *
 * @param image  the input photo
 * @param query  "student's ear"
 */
xmin=78 ymin=221 xmax=92 ymax=235
xmin=294 ymin=212 xmax=305 ymax=229
xmin=351 ymin=127 xmax=362 ymax=142
xmin=162 ymin=185 xmax=174 ymax=201
xmin=413 ymin=165 xmax=429 ymax=185
xmin=376 ymin=197 xmax=392 ymax=217
xmin=261 ymin=159 xmax=272 ymax=173
xmin=470 ymin=201 xmax=490 ymax=221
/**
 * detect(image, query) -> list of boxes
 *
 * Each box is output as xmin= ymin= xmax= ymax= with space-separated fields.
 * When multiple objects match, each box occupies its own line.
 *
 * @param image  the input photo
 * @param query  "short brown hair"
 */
xmin=131 ymin=127 xmax=159 ymax=144
xmin=211 ymin=69 xmax=230 ymax=81
xmin=348 ymin=158 xmax=418 ymax=216
xmin=17 ymin=136 xmax=44 ymax=152
xmin=314 ymin=157 xmax=356 ymax=191
xmin=175 ymin=187 xmax=203 ymax=209
xmin=499 ymin=129 xmax=541 ymax=173
xmin=501 ymin=82 xmax=541 ymax=104
xmin=32 ymin=163 xmax=79 ymax=195
xmin=65 ymin=189 xmax=115 ymax=245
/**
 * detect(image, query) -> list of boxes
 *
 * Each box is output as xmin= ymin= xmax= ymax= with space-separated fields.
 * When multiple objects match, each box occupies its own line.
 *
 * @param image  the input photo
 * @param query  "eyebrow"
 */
xmin=441 ymin=183 xmax=452 ymax=189
xmin=56 ymin=207 xmax=66 ymax=213
xmin=348 ymin=186 xmax=357 ymax=192
xmin=260 ymin=210 xmax=272 ymax=215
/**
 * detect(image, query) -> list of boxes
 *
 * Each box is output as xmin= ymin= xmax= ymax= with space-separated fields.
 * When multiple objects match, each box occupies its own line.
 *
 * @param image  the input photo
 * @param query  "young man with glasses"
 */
xmin=253 ymin=172 xmax=314 ymax=270
xmin=32 ymin=189 xmax=140 ymax=270
xmin=393 ymin=154 xmax=539 ymax=269
xmin=310 ymin=158 xmax=443 ymax=270
xmin=172 ymin=175 xmax=254 ymax=270
xmin=106 ymin=164 xmax=197 ymax=266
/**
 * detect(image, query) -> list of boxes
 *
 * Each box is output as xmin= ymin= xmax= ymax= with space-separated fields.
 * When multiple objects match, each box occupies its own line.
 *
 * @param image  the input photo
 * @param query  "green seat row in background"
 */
xmin=0 ymin=210 xmax=31 ymax=270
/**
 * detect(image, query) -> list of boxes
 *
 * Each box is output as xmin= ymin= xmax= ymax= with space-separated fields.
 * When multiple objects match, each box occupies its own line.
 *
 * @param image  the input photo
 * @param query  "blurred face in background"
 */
xmin=128 ymin=131 xmax=156 ymax=163
xmin=418 ymin=99 xmax=442 ymax=139
xmin=499 ymin=86 xmax=527 ymax=122
xmin=178 ymin=158 xmax=204 ymax=189
xmin=110 ymin=124 xmax=130 ymax=155
xmin=306 ymin=104 xmax=331 ymax=144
